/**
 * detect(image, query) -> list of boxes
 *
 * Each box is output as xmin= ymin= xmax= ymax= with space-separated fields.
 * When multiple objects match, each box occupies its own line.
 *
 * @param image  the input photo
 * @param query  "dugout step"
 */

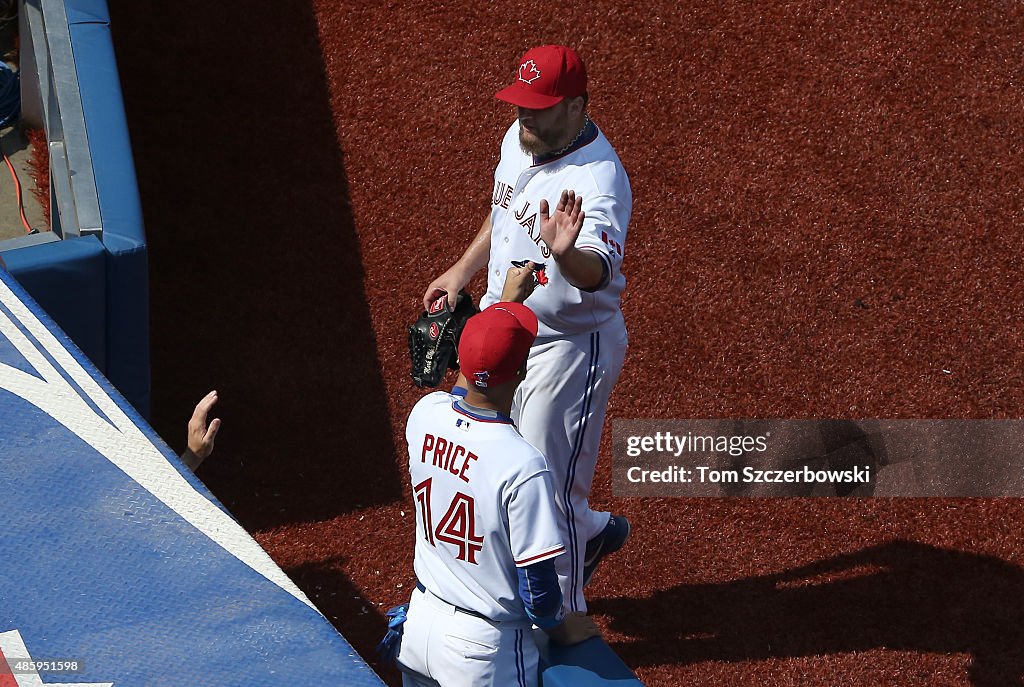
xmin=536 ymin=630 xmax=644 ymax=686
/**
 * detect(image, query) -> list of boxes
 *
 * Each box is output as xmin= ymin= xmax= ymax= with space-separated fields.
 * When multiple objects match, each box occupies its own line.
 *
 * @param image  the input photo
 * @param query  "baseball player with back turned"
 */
xmin=423 ymin=45 xmax=631 ymax=613
xmin=392 ymin=265 xmax=599 ymax=687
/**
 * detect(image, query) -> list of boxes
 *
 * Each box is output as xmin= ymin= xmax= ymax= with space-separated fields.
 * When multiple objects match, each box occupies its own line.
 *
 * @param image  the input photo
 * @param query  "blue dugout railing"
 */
xmin=1 ymin=0 xmax=149 ymax=417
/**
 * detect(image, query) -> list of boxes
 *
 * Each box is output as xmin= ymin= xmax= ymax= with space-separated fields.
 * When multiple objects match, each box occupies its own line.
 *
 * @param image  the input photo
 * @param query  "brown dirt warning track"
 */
xmin=108 ymin=1 xmax=1023 ymax=685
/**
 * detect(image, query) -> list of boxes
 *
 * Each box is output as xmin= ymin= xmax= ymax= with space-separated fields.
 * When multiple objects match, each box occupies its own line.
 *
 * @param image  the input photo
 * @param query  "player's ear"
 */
xmin=567 ymin=94 xmax=587 ymax=117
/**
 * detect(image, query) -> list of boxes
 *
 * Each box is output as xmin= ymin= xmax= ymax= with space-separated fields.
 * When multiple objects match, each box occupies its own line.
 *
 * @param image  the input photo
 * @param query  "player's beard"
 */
xmin=518 ymin=120 xmax=571 ymax=156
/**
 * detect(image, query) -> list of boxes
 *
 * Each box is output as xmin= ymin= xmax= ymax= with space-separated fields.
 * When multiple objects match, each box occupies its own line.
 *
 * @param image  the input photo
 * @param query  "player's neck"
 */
xmin=463 ymin=388 xmax=515 ymax=417
xmin=551 ymin=114 xmax=588 ymax=154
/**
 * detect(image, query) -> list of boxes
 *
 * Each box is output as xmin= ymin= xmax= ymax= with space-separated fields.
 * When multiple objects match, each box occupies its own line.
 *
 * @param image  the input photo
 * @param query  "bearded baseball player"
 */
xmin=390 ymin=273 xmax=599 ymax=687
xmin=423 ymin=44 xmax=631 ymax=613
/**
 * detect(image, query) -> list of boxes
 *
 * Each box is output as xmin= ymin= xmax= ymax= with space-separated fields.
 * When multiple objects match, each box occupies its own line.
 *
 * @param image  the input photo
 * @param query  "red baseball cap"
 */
xmin=495 ymin=45 xmax=588 ymax=110
xmin=458 ymin=303 xmax=539 ymax=389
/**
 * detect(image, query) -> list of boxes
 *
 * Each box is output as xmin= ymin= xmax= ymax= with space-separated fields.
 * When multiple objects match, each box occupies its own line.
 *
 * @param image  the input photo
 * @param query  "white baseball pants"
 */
xmin=396 ymin=586 xmax=538 ymax=687
xmin=512 ymin=312 xmax=628 ymax=613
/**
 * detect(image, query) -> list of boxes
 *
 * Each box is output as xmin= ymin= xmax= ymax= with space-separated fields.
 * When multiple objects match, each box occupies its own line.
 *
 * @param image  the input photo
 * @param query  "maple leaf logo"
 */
xmin=518 ymin=60 xmax=541 ymax=84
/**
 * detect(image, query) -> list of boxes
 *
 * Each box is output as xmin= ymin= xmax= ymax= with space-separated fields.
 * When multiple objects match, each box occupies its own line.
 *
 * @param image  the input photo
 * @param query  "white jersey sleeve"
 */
xmin=573 ymin=191 xmax=629 ymax=290
xmin=507 ymin=471 xmax=565 ymax=567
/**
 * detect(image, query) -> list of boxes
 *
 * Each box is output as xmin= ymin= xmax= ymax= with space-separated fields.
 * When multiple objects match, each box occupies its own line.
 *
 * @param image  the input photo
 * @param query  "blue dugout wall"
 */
xmin=1 ymin=0 xmax=150 ymax=417
xmin=0 ymin=268 xmax=385 ymax=686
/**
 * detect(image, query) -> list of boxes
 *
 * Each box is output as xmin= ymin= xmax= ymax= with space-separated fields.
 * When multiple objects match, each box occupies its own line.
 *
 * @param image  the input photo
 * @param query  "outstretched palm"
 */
xmin=539 ymin=189 xmax=586 ymax=258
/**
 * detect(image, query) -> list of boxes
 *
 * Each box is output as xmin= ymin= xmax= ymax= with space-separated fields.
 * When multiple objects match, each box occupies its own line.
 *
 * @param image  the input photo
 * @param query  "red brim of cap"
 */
xmin=495 ymin=84 xmax=565 ymax=109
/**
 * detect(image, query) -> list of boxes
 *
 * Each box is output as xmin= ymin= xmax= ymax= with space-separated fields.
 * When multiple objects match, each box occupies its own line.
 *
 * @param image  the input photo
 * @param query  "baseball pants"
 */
xmin=512 ymin=312 xmax=628 ymax=613
xmin=396 ymin=586 xmax=538 ymax=687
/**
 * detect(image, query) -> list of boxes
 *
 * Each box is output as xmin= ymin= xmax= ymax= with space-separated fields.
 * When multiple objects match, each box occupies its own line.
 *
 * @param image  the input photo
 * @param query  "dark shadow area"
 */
xmin=594 ymin=541 xmax=1024 ymax=686
xmin=817 ymin=420 xmax=888 ymax=496
xmin=286 ymin=556 xmax=402 ymax=687
xmin=107 ymin=0 xmax=401 ymax=529
xmin=701 ymin=420 xmax=887 ymax=497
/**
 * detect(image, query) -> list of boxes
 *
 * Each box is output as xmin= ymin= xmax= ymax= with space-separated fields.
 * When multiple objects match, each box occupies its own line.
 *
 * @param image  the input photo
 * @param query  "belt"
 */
xmin=416 ymin=581 xmax=490 ymax=621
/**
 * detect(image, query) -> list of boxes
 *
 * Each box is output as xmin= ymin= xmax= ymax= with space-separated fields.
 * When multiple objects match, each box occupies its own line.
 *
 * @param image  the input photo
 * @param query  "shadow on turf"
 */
xmin=108 ymin=1 xmax=402 ymax=529
xmin=286 ymin=556 xmax=402 ymax=686
xmin=594 ymin=540 xmax=1024 ymax=686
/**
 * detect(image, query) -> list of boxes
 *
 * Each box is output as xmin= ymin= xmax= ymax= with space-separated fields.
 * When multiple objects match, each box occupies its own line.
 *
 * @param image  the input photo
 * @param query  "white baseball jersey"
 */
xmin=481 ymin=120 xmax=632 ymax=338
xmin=406 ymin=391 xmax=565 ymax=622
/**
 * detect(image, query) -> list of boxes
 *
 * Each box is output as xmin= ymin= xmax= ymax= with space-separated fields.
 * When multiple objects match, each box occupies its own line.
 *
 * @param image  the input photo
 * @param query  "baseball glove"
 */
xmin=408 ymin=290 xmax=479 ymax=388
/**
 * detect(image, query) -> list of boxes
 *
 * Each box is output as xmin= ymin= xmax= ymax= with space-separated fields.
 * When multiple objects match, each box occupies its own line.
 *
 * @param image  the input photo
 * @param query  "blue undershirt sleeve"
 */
xmin=517 ymin=558 xmax=565 ymax=629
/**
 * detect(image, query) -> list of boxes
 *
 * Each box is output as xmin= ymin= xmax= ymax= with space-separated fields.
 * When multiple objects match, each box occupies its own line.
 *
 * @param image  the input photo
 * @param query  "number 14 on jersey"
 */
xmin=413 ymin=478 xmax=485 ymax=564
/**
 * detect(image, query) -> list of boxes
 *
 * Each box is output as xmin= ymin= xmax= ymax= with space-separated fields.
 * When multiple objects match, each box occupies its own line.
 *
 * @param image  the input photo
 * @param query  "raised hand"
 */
xmin=539 ymin=189 xmax=585 ymax=259
xmin=187 ymin=390 xmax=221 ymax=462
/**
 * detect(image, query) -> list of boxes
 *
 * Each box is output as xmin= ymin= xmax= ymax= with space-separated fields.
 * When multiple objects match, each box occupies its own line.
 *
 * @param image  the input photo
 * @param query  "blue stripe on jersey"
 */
xmin=514 ymin=629 xmax=526 ymax=687
xmin=564 ymin=331 xmax=600 ymax=612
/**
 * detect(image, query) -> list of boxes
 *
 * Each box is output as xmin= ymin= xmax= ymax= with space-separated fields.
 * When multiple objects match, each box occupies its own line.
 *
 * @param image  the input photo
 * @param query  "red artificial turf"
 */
xmin=107 ymin=1 xmax=1024 ymax=684
xmin=24 ymin=127 xmax=49 ymax=225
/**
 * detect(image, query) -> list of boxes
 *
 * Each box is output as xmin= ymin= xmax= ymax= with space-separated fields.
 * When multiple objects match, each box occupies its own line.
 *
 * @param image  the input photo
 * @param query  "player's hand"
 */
xmin=187 ymin=390 xmax=222 ymax=462
xmin=499 ymin=262 xmax=538 ymax=303
xmin=547 ymin=612 xmax=601 ymax=645
xmin=423 ymin=265 xmax=470 ymax=312
xmin=539 ymin=189 xmax=585 ymax=259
